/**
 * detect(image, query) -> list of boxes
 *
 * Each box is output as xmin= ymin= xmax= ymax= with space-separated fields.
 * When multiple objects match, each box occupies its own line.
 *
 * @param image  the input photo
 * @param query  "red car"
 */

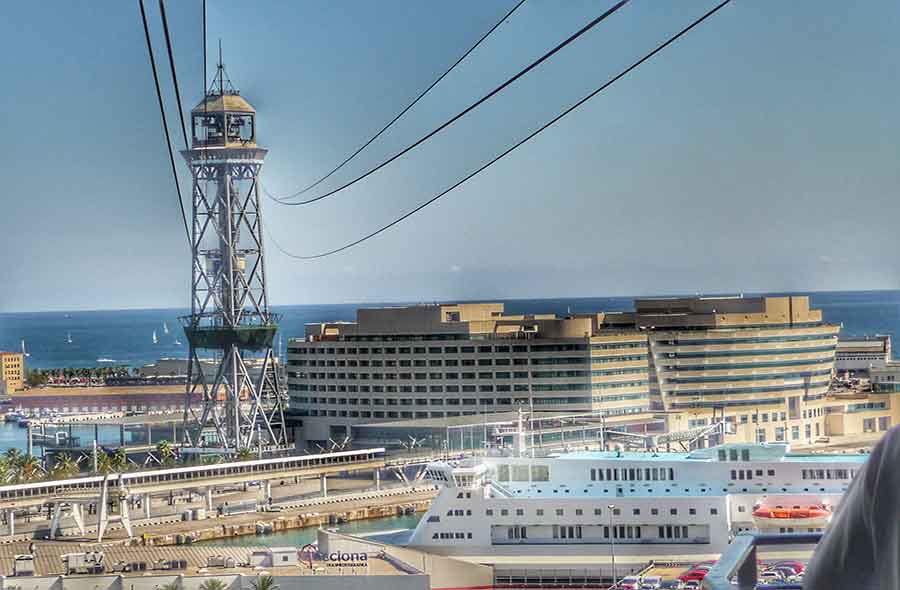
xmin=679 ymin=566 xmax=711 ymax=582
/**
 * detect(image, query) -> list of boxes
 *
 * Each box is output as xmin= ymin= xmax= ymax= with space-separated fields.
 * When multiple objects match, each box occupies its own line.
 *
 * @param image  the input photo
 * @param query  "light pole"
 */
xmin=608 ymin=504 xmax=617 ymax=588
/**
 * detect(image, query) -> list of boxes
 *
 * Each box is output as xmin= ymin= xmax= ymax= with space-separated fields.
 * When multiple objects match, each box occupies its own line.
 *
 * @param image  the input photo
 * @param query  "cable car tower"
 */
xmin=180 ymin=57 xmax=286 ymax=452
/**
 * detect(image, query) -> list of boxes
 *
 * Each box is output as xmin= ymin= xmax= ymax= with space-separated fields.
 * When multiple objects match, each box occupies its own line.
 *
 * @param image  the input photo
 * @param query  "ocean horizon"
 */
xmin=2 ymin=289 xmax=899 ymax=371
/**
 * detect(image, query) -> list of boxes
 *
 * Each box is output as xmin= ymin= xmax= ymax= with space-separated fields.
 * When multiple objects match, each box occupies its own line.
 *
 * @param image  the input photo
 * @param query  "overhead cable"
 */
xmin=265 ymin=0 xmax=630 ymax=206
xmin=138 ymin=0 xmax=191 ymax=246
xmin=158 ymin=0 xmax=191 ymax=151
xmin=268 ymin=0 xmax=733 ymax=260
xmin=268 ymin=0 xmax=527 ymax=200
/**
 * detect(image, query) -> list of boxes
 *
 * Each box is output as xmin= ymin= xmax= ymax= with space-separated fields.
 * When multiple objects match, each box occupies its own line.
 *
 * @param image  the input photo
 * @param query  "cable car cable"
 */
xmin=267 ymin=0 xmax=733 ymax=260
xmin=138 ymin=0 xmax=191 ymax=246
xmin=265 ymin=0 xmax=630 ymax=206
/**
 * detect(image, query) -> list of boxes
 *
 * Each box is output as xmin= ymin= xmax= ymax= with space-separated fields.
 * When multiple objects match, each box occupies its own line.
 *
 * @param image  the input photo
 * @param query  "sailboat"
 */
xmin=152 ymin=330 xmax=159 ymax=345
xmin=174 ymin=337 xmax=182 ymax=346
xmin=163 ymin=321 xmax=169 ymax=335
xmin=66 ymin=332 xmax=73 ymax=345
xmin=20 ymin=339 xmax=30 ymax=357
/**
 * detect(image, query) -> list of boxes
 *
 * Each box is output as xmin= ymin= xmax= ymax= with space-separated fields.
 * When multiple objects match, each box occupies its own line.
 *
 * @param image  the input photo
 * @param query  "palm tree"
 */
xmin=50 ymin=454 xmax=79 ymax=479
xmin=16 ymin=455 xmax=43 ymax=483
xmin=251 ymin=575 xmax=279 ymax=590
xmin=236 ymin=448 xmax=254 ymax=462
xmin=199 ymin=579 xmax=227 ymax=590
xmin=111 ymin=447 xmax=128 ymax=472
xmin=96 ymin=450 xmax=114 ymax=475
xmin=4 ymin=448 xmax=22 ymax=466
xmin=158 ymin=581 xmax=180 ymax=590
xmin=156 ymin=440 xmax=176 ymax=465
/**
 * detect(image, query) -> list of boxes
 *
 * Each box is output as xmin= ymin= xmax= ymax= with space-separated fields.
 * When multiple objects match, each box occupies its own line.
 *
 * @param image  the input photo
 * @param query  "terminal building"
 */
xmin=835 ymin=334 xmax=891 ymax=372
xmin=286 ymin=296 xmax=863 ymax=446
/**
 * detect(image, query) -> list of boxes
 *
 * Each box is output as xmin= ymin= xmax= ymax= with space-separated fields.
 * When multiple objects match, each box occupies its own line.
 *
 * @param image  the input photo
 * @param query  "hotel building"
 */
xmin=287 ymin=296 xmax=861 ymax=446
xmin=0 ymin=352 xmax=24 ymax=394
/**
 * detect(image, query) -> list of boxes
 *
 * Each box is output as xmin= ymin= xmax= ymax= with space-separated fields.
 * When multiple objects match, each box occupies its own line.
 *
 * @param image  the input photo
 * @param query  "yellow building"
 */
xmin=287 ymin=296 xmax=897 ymax=446
xmin=0 ymin=352 xmax=25 ymax=394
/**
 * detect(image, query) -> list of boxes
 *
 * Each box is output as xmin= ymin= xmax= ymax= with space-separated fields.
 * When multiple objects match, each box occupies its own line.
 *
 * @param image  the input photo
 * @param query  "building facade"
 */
xmin=835 ymin=335 xmax=891 ymax=372
xmin=287 ymin=296 xmax=846 ymax=446
xmin=0 ymin=352 xmax=24 ymax=394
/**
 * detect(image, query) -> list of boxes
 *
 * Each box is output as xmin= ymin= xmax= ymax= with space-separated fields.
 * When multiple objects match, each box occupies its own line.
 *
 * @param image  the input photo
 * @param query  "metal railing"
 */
xmin=702 ymin=532 xmax=821 ymax=590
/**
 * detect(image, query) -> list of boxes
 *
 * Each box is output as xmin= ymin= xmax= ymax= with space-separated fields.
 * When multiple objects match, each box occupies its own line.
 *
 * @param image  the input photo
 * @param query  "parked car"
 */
xmin=679 ymin=566 xmax=711 ymax=582
xmin=768 ymin=560 xmax=804 ymax=573
xmin=640 ymin=576 xmax=663 ymax=589
xmin=618 ymin=576 xmax=642 ymax=589
xmin=682 ymin=581 xmax=701 ymax=590
xmin=758 ymin=570 xmax=784 ymax=583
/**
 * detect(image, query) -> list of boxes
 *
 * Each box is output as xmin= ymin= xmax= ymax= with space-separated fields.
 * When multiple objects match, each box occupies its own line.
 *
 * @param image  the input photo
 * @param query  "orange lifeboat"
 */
xmin=752 ymin=504 xmax=831 ymax=528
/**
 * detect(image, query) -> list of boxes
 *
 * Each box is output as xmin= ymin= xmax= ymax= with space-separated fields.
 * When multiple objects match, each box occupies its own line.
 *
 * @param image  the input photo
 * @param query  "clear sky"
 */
xmin=1 ymin=1 xmax=899 ymax=312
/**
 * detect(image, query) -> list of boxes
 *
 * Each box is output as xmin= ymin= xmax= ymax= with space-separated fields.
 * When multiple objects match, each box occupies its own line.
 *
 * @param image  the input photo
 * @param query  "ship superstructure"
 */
xmin=409 ymin=443 xmax=866 ymax=563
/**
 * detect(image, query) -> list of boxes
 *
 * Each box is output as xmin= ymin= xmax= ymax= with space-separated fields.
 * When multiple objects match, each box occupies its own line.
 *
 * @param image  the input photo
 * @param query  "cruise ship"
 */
xmin=408 ymin=442 xmax=867 ymax=564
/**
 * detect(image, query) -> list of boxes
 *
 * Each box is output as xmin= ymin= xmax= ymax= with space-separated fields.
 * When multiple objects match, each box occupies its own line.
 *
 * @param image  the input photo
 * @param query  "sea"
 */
xmin=1 ymin=290 xmax=899 ymax=371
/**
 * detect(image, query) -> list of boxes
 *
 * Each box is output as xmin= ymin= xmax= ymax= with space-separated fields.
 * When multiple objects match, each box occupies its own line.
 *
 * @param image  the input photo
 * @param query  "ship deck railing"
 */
xmin=702 ymin=532 xmax=821 ymax=590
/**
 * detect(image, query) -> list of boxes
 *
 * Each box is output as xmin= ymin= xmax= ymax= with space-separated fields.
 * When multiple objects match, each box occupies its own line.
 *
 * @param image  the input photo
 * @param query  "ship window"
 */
xmin=645 ymin=468 xmax=651 ymax=480
xmin=729 ymin=449 xmax=738 ymax=461
xmin=768 ymin=469 xmax=776 ymax=476
xmin=669 ymin=468 xmax=675 ymax=480
xmin=536 ymin=509 xmax=544 ymax=516
xmin=594 ymin=508 xmax=602 ymax=516
xmin=731 ymin=470 xmax=737 ymax=480
xmin=556 ymin=508 xmax=564 ymax=516
xmin=516 ymin=509 xmax=524 ymax=516
xmin=718 ymin=450 xmax=727 ymax=461
xmin=710 ymin=508 xmax=718 ymax=515
xmin=651 ymin=508 xmax=658 ymax=515
xmin=683 ymin=526 xmax=689 ymax=538
xmin=606 ymin=469 xmax=613 ymax=480
xmin=576 ymin=509 xmax=583 ymax=516
xmin=486 ymin=509 xmax=493 ymax=516
xmin=670 ymin=508 xmax=677 ymax=515
xmin=628 ymin=468 xmax=636 ymax=480
xmin=590 ymin=468 xmax=596 ymax=481
xmin=689 ymin=508 xmax=696 ymax=515
xmin=501 ymin=509 xmax=508 ymax=516
xmin=658 ymin=526 xmax=665 ymax=538
xmin=598 ymin=469 xmax=605 ymax=481
xmin=741 ymin=449 xmax=750 ymax=461
xmin=756 ymin=469 xmax=763 ymax=477
xmin=498 ymin=465 xmax=510 ymax=481
xmin=512 ymin=465 xmax=530 ymax=481
xmin=633 ymin=508 xmax=640 ymax=515
xmin=531 ymin=465 xmax=549 ymax=481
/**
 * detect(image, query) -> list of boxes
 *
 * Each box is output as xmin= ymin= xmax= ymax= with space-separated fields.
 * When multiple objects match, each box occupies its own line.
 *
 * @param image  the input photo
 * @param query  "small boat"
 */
xmin=163 ymin=321 xmax=169 ymax=335
xmin=4 ymin=411 xmax=23 ymax=424
xmin=66 ymin=332 xmax=73 ymax=344
xmin=174 ymin=338 xmax=183 ymax=346
xmin=152 ymin=330 xmax=159 ymax=344
xmin=20 ymin=339 xmax=30 ymax=358
xmin=752 ymin=504 xmax=831 ymax=528
xmin=18 ymin=419 xmax=30 ymax=429
xmin=97 ymin=358 xmax=117 ymax=363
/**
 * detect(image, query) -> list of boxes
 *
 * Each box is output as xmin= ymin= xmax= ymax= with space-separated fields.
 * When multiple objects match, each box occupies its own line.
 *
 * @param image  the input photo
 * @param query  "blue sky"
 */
xmin=1 ymin=1 xmax=899 ymax=312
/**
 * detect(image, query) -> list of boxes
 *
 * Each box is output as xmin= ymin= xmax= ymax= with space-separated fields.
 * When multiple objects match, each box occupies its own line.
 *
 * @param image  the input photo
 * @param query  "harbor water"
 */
xmin=195 ymin=513 xmax=421 ymax=547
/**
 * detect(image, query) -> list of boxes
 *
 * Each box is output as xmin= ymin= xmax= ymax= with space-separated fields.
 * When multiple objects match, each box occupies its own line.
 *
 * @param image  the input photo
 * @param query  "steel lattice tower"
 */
xmin=180 ymin=60 xmax=286 ymax=452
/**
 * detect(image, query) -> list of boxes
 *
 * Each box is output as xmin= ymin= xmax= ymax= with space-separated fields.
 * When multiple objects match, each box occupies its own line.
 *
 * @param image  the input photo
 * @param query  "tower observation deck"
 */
xmin=180 ymin=58 xmax=286 ymax=452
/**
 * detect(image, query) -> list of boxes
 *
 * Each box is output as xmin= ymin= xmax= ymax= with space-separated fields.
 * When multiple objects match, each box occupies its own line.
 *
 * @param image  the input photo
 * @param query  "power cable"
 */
xmin=138 ymin=0 xmax=191 ymax=246
xmin=268 ymin=0 xmax=733 ymax=260
xmin=265 ymin=0 xmax=630 ymax=206
xmin=158 ymin=0 xmax=191 ymax=151
xmin=269 ymin=0 xmax=527 ymax=200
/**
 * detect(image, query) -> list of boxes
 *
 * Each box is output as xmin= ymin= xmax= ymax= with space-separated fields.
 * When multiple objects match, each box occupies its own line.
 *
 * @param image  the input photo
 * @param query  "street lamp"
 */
xmin=608 ymin=504 xmax=617 ymax=588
